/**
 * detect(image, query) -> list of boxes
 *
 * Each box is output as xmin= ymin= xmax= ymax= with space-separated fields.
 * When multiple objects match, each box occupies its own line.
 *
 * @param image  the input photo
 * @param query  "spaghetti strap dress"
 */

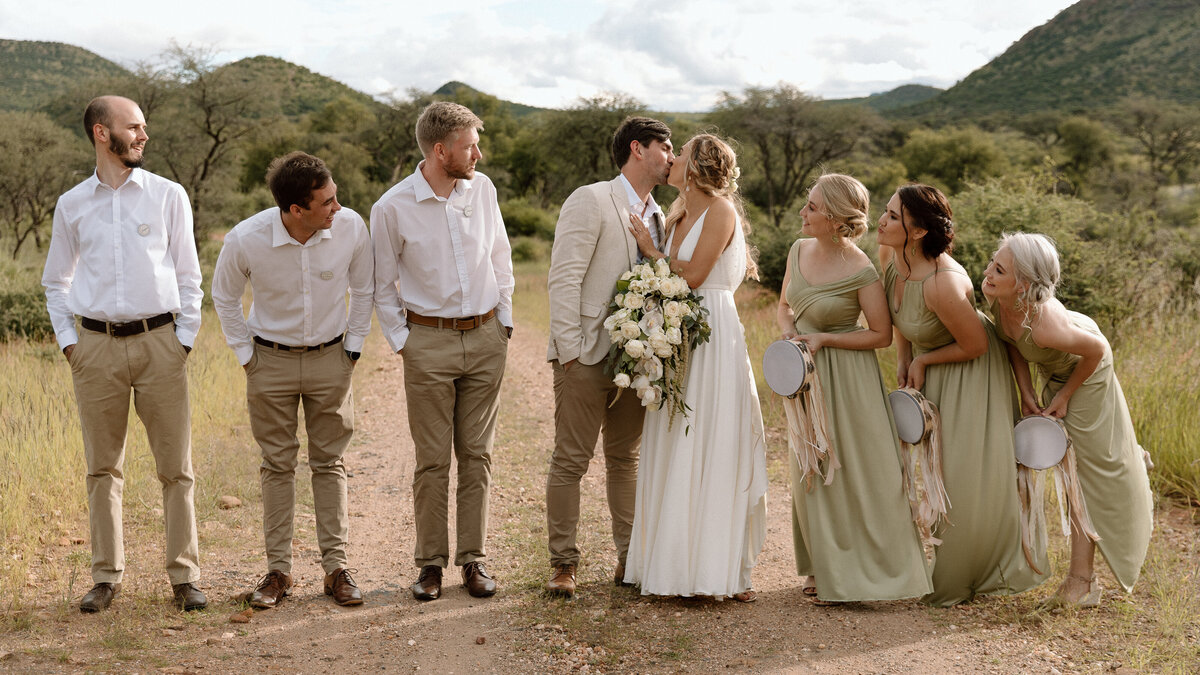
xmin=885 ymin=262 xmax=1047 ymax=606
xmin=989 ymin=301 xmax=1153 ymax=591
xmin=785 ymin=241 xmax=931 ymax=602
xmin=624 ymin=211 xmax=768 ymax=597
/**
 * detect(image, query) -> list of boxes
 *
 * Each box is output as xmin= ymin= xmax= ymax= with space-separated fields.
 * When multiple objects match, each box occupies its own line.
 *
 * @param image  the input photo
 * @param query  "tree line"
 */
xmin=2 ymin=45 xmax=1199 ymax=343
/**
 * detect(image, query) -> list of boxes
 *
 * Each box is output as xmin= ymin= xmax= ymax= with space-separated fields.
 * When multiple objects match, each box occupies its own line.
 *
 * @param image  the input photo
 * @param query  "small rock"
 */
xmin=407 ymin=639 xmax=416 ymax=646
xmin=160 ymin=667 xmax=189 ymax=674
xmin=205 ymin=637 xmax=224 ymax=646
xmin=221 ymin=632 xmax=235 ymax=639
xmin=56 ymin=537 xmax=70 ymax=546
xmin=817 ymin=644 xmax=827 ymax=650
xmin=70 ymin=537 xmax=85 ymax=544
xmin=476 ymin=636 xmax=486 ymax=645
xmin=0 ymin=651 xmax=11 ymax=662
xmin=161 ymin=628 xmax=179 ymax=636
xmin=218 ymin=496 xmax=242 ymax=509
xmin=229 ymin=609 xmax=253 ymax=624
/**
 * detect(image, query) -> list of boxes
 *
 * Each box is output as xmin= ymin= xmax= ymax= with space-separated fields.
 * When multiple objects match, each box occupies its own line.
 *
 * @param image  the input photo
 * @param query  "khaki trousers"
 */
xmin=546 ymin=360 xmax=644 ymax=568
xmin=68 ymin=323 xmax=199 ymax=585
xmin=404 ymin=318 xmax=508 ymax=568
xmin=246 ymin=343 xmax=354 ymax=575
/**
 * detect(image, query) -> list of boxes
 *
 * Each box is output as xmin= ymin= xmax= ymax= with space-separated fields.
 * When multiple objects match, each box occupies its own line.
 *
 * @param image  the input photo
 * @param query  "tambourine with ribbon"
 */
xmin=887 ymin=387 xmax=950 ymax=546
xmin=1013 ymin=415 xmax=1099 ymax=575
xmin=764 ymin=339 xmax=839 ymax=487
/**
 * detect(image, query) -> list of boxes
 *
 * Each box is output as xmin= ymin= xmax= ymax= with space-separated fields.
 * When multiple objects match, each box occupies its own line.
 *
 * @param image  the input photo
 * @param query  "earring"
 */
xmin=830 ymin=233 xmax=837 ymax=243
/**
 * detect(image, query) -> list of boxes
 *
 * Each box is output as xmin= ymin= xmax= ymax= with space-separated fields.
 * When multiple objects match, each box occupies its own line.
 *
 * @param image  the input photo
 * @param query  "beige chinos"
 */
xmin=69 ymin=322 xmax=199 ymax=586
xmin=246 ymin=342 xmax=355 ymax=575
xmin=405 ymin=318 xmax=508 ymax=568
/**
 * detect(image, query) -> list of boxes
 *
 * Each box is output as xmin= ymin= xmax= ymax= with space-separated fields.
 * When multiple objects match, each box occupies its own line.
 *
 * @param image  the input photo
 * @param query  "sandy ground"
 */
xmin=0 ymin=322 xmax=1188 ymax=674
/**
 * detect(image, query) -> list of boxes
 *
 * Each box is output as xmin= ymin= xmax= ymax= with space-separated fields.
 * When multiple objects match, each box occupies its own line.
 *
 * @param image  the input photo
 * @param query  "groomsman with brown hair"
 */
xmin=372 ymin=102 xmax=513 ymax=602
xmin=43 ymin=95 xmax=206 ymax=612
xmin=212 ymin=151 xmax=372 ymax=608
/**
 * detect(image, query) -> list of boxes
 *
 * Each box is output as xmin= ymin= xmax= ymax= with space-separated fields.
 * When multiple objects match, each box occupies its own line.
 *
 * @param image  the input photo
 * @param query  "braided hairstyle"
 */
xmin=665 ymin=133 xmax=758 ymax=279
xmin=896 ymin=183 xmax=955 ymax=270
xmin=812 ymin=174 xmax=870 ymax=243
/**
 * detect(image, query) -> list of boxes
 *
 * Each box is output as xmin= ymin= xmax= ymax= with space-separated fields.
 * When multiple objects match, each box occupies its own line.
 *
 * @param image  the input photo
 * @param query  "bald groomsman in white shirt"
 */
xmin=43 ymin=95 xmax=206 ymax=613
xmin=372 ymin=102 xmax=513 ymax=602
xmin=212 ymin=152 xmax=372 ymax=609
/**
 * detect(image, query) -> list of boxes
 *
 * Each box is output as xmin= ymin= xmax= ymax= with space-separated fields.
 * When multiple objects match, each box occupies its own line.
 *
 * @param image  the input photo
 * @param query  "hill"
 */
xmin=898 ymin=0 xmax=1200 ymax=120
xmin=434 ymin=80 xmax=545 ymax=117
xmin=219 ymin=55 xmax=379 ymax=117
xmin=0 ymin=39 xmax=127 ymax=112
xmin=829 ymin=84 xmax=943 ymax=112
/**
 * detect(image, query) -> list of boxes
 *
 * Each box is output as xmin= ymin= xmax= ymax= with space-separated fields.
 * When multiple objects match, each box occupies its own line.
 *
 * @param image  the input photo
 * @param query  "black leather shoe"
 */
xmin=80 ymin=582 xmax=119 ymax=613
xmin=461 ymin=561 xmax=497 ymax=598
xmin=172 ymin=583 xmax=207 ymax=611
xmin=411 ymin=565 xmax=442 ymax=601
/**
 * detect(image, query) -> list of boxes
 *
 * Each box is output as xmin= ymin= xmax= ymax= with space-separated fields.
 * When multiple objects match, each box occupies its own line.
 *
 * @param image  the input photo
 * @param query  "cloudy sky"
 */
xmin=1 ymin=0 xmax=1077 ymax=111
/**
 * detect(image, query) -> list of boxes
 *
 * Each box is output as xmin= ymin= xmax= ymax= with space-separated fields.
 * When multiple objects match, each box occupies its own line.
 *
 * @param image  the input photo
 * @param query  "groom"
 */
xmin=545 ymin=116 xmax=673 ymax=597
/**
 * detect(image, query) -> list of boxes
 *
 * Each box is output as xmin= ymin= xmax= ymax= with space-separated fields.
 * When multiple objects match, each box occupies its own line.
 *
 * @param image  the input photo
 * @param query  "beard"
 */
xmin=109 ymin=135 xmax=145 ymax=169
xmin=444 ymin=155 xmax=476 ymax=180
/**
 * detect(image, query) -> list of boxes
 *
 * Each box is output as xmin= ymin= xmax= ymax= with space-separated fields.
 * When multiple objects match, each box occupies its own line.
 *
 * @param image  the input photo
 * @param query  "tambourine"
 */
xmin=888 ymin=388 xmax=935 ymax=445
xmin=1013 ymin=415 xmax=1069 ymax=470
xmin=763 ymin=339 xmax=816 ymax=398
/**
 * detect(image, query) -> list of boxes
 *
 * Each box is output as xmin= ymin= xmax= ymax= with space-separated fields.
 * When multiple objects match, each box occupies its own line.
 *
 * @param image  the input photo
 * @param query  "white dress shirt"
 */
xmin=617 ymin=173 xmax=665 ymax=253
xmin=211 ymin=207 xmax=374 ymax=366
xmin=42 ymin=168 xmax=203 ymax=349
xmin=371 ymin=162 xmax=514 ymax=352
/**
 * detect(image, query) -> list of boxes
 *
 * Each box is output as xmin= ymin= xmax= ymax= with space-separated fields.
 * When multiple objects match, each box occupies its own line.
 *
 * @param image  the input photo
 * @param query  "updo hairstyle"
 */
xmin=897 ymin=183 xmax=955 ymax=259
xmin=812 ymin=173 xmax=870 ymax=243
xmin=998 ymin=232 xmax=1061 ymax=314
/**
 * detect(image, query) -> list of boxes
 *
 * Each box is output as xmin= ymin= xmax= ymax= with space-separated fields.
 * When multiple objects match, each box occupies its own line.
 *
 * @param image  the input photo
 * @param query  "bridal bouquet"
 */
xmin=604 ymin=258 xmax=711 ymax=425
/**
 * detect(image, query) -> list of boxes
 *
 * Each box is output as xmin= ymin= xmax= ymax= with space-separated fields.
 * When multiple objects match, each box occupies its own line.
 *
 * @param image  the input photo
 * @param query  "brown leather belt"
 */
xmin=81 ymin=312 xmax=174 ymax=337
xmin=253 ymin=335 xmax=344 ymax=352
xmin=406 ymin=309 xmax=495 ymax=331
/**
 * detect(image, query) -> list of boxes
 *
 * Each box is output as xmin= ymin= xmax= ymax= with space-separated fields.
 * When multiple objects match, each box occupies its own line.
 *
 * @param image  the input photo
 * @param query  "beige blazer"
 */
xmin=548 ymin=178 xmax=659 ymax=366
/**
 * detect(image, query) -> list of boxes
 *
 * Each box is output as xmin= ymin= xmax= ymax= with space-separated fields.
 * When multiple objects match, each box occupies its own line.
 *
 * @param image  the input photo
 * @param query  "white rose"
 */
xmin=620 ymin=321 xmax=641 ymax=340
xmin=639 ymin=386 xmax=661 ymax=406
xmin=631 ymin=374 xmax=651 ymax=391
xmin=624 ymin=340 xmax=646 ymax=359
xmin=663 ymin=300 xmax=683 ymax=318
xmin=665 ymin=277 xmax=688 ymax=297
xmin=645 ymin=276 xmax=662 ymax=292
xmin=613 ymin=373 xmax=631 ymax=388
xmin=623 ymin=293 xmax=645 ymax=310
xmin=633 ymin=263 xmax=653 ymax=278
xmin=613 ymin=293 xmax=624 ymax=308
xmin=620 ymin=271 xmax=634 ymax=281
xmin=655 ymin=258 xmax=671 ymax=277
xmin=665 ymin=326 xmax=682 ymax=345
xmin=603 ymin=313 xmax=619 ymax=330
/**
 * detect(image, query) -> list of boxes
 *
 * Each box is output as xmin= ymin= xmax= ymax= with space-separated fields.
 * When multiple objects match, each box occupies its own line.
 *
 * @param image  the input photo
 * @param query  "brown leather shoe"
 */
xmin=461 ymin=561 xmax=497 ymax=598
xmin=248 ymin=570 xmax=293 ymax=609
xmin=324 ymin=568 xmax=364 ymax=606
xmin=172 ymin=583 xmax=208 ymax=611
xmin=614 ymin=561 xmax=632 ymax=587
xmin=546 ymin=564 xmax=576 ymax=597
xmin=80 ymin=582 xmax=120 ymax=613
xmin=411 ymin=565 xmax=442 ymax=601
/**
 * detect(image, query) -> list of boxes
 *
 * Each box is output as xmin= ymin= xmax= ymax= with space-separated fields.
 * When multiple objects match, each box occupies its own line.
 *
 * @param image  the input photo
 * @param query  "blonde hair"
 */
xmin=811 ymin=173 xmax=870 ymax=243
xmin=665 ymin=133 xmax=758 ymax=280
xmin=415 ymin=102 xmax=484 ymax=156
xmin=997 ymin=232 xmax=1060 ymax=324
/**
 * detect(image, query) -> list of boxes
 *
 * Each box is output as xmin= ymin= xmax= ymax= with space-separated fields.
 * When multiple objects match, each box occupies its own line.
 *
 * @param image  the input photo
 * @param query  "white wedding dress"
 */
xmin=623 ymin=209 xmax=768 ymax=597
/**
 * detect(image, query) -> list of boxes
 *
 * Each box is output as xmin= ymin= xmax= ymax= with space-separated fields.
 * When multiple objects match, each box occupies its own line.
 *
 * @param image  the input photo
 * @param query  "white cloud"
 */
xmin=0 ymin=0 xmax=1078 ymax=110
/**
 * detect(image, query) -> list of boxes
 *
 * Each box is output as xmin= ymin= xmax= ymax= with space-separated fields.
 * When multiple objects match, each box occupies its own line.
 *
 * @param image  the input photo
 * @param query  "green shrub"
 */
xmin=0 ymin=290 xmax=53 ymax=341
xmin=510 ymin=236 xmax=549 ymax=263
xmin=501 ymin=199 xmax=558 ymax=240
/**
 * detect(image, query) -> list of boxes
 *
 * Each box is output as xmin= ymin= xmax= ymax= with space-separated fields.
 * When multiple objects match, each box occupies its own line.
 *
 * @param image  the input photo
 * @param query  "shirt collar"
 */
xmin=413 ymin=160 xmax=472 ymax=203
xmin=89 ymin=167 xmax=145 ymax=193
xmin=617 ymin=174 xmax=660 ymax=220
xmin=271 ymin=209 xmax=334 ymax=247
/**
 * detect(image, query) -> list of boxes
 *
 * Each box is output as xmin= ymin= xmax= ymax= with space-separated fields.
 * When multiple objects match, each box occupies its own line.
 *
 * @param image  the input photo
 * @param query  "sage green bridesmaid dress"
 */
xmin=785 ymin=242 xmax=931 ymax=602
xmin=989 ymin=302 xmax=1153 ymax=592
xmin=885 ymin=263 xmax=1048 ymax=606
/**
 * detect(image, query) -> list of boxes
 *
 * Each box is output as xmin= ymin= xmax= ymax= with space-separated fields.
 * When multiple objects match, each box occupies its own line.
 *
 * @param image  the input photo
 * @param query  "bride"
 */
xmin=622 ymin=133 xmax=767 ymax=601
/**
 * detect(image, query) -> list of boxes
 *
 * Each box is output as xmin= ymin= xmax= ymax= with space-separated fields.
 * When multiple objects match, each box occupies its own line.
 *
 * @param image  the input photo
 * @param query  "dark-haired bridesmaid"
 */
xmin=878 ymin=184 xmax=1046 ymax=606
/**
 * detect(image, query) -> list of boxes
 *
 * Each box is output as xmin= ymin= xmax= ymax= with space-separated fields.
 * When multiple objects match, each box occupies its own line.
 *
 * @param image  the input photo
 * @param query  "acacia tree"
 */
xmin=532 ymin=93 xmax=647 ymax=206
xmin=0 ymin=112 xmax=91 ymax=258
xmin=710 ymin=85 xmax=881 ymax=226
xmin=1113 ymin=97 xmax=1200 ymax=195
